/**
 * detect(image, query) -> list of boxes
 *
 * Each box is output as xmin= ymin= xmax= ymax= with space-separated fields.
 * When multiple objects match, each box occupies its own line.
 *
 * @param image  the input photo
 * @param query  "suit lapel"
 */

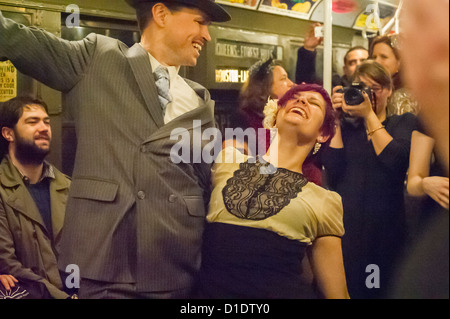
xmin=144 ymin=80 xmax=215 ymax=143
xmin=144 ymin=103 xmax=214 ymax=143
xmin=124 ymin=43 xmax=165 ymax=128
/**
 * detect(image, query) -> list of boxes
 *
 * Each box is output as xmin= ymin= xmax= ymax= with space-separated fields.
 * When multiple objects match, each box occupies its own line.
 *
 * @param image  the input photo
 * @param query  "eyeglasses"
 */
xmin=370 ymin=86 xmax=383 ymax=94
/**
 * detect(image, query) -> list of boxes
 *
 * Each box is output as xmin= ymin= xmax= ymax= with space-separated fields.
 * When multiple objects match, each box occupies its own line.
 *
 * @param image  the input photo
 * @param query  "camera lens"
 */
xmin=344 ymin=87 xmax=365 ymax=105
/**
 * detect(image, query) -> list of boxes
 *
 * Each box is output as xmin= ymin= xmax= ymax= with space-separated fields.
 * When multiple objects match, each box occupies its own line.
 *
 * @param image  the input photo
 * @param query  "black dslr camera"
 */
xmin=337 ymin=82 xmax=374 ymax=106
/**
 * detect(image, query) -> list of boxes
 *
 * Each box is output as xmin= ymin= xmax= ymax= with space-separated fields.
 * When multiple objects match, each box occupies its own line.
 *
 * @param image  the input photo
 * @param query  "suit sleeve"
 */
xmin=0 ymin=11 xmax=96 ymax=93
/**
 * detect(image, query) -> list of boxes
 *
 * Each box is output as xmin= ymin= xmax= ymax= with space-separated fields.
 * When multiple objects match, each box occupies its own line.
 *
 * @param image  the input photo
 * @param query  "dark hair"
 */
xmin=278 ymin=83 xmax=337 ymax=141
xmin=344 ymin=46 xmax=368 ymax=64
xmin=239 ymin=58 xmax=282 ymax=118
xmin=0 ymin=96 xmax=48 ymax=159
xmin=135 ymin=2 xmax=195 ymax=33
xmin=354 ymin=60 xmax=393 ymax=90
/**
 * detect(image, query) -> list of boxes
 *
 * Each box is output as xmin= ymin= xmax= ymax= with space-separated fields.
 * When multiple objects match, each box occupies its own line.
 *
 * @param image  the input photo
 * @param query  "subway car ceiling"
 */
xmin=0 ymin=0 xmax=400 ymax=89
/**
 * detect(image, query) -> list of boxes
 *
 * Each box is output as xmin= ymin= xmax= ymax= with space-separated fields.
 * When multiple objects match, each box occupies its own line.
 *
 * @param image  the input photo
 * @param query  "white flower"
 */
xmin=263 ymin=98 xmax=279 ymax=129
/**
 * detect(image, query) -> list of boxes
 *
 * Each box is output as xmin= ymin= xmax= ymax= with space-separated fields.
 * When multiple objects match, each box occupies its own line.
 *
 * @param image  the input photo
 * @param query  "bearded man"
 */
xmin=0 ymin=96 xmax=74 ymax=299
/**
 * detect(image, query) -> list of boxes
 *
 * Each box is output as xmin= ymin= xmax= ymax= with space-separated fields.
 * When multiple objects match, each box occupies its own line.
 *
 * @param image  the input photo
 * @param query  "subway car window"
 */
xmin=0 ymin=11 xmax=35 ymax=98
xmin=60 ymin=14 xmax=140 ymax=46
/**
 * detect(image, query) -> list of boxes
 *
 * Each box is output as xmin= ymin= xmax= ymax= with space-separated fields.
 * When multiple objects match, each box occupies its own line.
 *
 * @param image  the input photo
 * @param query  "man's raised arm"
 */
xmin=0 ymin=11 xmax=95 ymax=92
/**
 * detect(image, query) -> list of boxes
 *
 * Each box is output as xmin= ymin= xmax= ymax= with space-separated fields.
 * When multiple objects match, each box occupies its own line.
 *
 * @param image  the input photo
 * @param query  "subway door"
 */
xmin=0 ymin=8 xmax=63 ymax=171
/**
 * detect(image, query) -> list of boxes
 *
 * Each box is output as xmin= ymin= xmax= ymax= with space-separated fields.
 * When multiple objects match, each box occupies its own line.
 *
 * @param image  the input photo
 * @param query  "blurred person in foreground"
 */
xmin=391 ymin=0 xmax=449 ymax=299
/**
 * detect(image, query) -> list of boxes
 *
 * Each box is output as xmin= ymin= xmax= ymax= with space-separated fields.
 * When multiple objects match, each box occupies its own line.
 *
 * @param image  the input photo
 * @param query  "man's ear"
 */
xmin=152 ymin=3 xmax=170 ymax=27
xmin=1 ymin=127 xmax=14 ymax=143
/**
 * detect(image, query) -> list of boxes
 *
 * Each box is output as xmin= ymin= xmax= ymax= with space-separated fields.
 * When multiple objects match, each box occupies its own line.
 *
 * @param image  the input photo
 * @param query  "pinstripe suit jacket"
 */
xmin=1 ymin=12 xmax=215 ymax=292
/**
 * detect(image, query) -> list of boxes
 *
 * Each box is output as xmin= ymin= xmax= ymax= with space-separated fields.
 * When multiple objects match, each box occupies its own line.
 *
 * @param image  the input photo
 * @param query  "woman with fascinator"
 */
xmin=227 ymin=58 xmax=293 ymax=156
xmin=196 ymin=84 xmax=350 ymax=299
xmin=227 ymin=58 xmax=324 ymax=186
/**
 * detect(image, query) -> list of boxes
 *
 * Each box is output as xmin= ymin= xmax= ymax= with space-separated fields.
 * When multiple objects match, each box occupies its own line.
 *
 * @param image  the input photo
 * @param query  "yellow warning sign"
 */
xmin=0 ymin=60 xmax=17 ymax=102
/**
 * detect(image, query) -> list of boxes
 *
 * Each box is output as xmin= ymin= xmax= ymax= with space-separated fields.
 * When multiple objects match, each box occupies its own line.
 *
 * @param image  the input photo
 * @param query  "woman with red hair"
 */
xmin=196 ymin=84 xmax=349 ymax=299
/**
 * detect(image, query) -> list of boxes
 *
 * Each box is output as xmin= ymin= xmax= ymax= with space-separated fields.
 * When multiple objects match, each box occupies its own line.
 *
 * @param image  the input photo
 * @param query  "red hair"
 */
xmin=278 ymin=83 xmax=337 ymax=140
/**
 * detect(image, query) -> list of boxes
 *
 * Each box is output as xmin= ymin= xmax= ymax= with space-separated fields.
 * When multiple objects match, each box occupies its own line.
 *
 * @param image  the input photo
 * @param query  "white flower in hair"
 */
xmin=263 ymin=98 xmax=279 ymax=129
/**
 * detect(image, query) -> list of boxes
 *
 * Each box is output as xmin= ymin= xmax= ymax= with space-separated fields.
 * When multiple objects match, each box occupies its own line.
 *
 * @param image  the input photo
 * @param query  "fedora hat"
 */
xmin=125 ymin=0 xmax=231 ymax=22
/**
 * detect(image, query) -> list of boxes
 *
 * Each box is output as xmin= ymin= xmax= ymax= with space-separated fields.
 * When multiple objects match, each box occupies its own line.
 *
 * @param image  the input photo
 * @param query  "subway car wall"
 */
xmin=0 ymin=1 xmax=365 ymax=176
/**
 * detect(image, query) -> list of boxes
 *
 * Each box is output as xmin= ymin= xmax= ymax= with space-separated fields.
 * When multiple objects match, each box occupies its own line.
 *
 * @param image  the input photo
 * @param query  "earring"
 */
xmin=313 ymin=142 xmax=321 ymax=155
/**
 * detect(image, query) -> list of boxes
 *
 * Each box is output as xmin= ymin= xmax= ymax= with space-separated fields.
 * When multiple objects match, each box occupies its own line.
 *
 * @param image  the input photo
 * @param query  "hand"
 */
xmin=423 ymin=176 xmax=449 ymax=209
xmin=341 ymin=91 xmax=374 ymax=119
xmin=332 ymin=86 xmax=345 ymax=111
xmin=0 ymin=274 xmax=18 ymax=291
xmin=304 ymin=23 xmax=323 ymax=51
xmin=331 ymin=86 xmax=346 ymax=128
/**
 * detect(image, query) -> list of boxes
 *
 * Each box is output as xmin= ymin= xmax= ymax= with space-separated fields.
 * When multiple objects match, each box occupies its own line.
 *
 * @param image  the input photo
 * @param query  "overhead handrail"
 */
xmin=381 ymin=0 xmax=403 ymax=35
xmin=362 ymin=0 xmax=380 ymax=39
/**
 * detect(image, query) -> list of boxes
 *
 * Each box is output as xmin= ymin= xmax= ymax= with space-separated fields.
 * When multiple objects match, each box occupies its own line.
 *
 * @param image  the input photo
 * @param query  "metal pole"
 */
xmin=394 ymin=0 xmax=404 ymax=34
xmin=323 ymin=0 xmax=333 ymax=94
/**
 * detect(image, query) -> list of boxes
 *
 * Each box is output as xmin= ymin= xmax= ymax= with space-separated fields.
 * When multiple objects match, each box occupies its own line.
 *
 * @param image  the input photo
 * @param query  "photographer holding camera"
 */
xmin=322 ymin=60 xmax=417 ymax=299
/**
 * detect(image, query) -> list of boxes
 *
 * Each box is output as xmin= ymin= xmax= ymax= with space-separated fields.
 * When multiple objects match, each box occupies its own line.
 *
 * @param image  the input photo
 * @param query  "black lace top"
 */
xmin=222 ymin=156 xmax=308 ymax=221
xmin=208 ymin=147 xmax=344 ymax=244
xmin=198 ymin=148 xmax=345 ymax=299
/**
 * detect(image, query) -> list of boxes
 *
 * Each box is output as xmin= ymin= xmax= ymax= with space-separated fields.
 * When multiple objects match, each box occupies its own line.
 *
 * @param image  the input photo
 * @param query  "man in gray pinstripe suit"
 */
xmin=0 ymin=0 xmax=230 ymax=298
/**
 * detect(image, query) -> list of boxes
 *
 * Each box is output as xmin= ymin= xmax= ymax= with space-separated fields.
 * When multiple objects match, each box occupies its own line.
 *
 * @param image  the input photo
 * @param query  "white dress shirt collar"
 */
xmin=140 ymin=44 xmax=203 ymax=124
xmin=146 ymin=50 xmax=180 ymax=86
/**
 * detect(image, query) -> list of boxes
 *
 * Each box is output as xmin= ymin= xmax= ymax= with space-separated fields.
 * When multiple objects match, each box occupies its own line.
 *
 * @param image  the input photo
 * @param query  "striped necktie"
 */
xmin=153 ymin=65 xmax=172 ymax=117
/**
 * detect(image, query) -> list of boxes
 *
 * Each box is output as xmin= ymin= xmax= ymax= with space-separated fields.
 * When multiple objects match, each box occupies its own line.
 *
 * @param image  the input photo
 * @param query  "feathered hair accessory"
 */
xmin=248 ymin=57 xmax=274 ymax=81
